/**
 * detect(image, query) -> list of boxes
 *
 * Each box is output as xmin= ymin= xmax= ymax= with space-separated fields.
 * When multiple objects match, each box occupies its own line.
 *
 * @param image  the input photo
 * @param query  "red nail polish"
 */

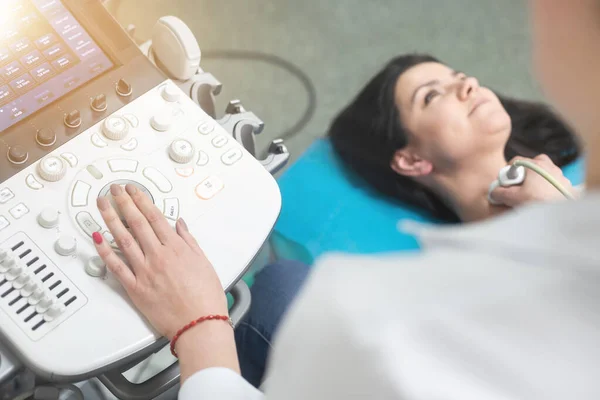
xmin=92 ymin=232 xmax=103 ymax=245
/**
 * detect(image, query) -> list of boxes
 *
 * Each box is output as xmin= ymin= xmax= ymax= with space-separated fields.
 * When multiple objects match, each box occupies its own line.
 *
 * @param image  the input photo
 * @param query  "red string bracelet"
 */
xmin=170 ymin=315 xmax=234 ymax=357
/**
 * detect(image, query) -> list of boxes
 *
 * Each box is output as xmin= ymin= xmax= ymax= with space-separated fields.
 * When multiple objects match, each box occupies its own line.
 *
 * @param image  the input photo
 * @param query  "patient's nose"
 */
xmin=458 ymin=76 xmax=480 ymax=100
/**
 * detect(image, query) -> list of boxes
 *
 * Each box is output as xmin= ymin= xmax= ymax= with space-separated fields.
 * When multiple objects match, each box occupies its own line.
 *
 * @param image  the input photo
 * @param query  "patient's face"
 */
xmin=394 ymin=62 xmax=510 ymax=170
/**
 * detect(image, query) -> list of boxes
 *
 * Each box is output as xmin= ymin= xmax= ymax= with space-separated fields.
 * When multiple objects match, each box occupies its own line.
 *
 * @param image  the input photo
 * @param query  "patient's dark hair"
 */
xmin=329 ymin=54 xmax=581 ymax=223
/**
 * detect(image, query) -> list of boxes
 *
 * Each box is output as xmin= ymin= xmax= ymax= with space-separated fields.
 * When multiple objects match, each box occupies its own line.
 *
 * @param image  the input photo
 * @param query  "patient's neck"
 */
xmin=432 ymin=152 xmax=509 ymax=222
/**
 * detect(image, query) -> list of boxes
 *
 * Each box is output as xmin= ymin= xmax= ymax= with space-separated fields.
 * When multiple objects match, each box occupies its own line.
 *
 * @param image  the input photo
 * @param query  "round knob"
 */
xmin=36 ymin=128 xmax=56 ymax=147
xmin=86 ymin=256 xmax=107 ymax=278
xmin=45 ymin=303 xmax=65 ymax=320
xmin=37 ymin=156 xmax=67 ymax=182
xmin=90 ymin=94 xmax=107 ymax=112
xmin=116 ymin=78 xmax=132 ymax=97
xmin=161 ymin=85 xmax=180 ymax=102
xmin=37 ymin=208 xmax=60 ymax=229
xmin=55 ymin=235 xmax=77 ymax=256
xmin=169 ymin=139 xmax=195 ymax=164
xmin=7 ymin=145 xmax=28 ymax=164
xmin=102 ymin=115 xmax=129 ymax=140
xmin=64 ymin=109 xmax=81 ymax=128
xmin=150 ymin=110 xmax=173 ymax=132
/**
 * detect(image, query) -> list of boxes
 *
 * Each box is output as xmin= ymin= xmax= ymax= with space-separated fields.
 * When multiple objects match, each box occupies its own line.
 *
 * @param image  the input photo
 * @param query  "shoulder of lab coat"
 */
xmin=262 ymin=192 xmax=600 ymax=399
xmin=179 ymin=367 xmax=264 ymax=399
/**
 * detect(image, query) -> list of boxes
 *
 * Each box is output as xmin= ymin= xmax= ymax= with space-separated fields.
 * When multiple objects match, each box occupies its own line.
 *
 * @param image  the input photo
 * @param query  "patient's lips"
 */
xmin=469 ymin=97 xmax=490 ymax=116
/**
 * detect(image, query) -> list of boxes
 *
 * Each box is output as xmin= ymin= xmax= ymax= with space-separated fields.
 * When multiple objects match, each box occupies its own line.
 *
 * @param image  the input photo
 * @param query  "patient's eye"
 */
xmin=424 ymin=90 xmax=439 ymax=106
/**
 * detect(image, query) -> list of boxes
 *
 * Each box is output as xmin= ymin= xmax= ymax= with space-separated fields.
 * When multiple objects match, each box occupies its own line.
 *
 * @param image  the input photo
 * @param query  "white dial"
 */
xmin=55 ymin=235 xmax=77 ymax=256
xmin=38 ymin=208 xmax=60 ymax=229
xmin=169 ymin=139 xmax=195 ymax=164
xmin=37 ymin=156 xmax=67 ymax=182
xmin=151 ymin=110 xmax=173 ymax=132
xmin=102 ymin=115 xmax=129 ymax=140
xmin=162 ymin=85 xmax=180 ymax=102
xmin=86 ymin=256 xmax=107 ymax=278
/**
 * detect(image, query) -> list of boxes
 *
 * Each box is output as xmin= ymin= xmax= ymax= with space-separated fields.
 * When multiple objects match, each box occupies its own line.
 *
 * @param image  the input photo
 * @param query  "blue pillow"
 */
xmin=273 ymin=139 xmax=585 ymax=264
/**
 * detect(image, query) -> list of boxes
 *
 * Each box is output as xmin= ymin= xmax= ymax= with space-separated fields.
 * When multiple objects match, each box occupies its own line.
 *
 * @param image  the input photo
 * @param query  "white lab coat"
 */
xmin=179 ymin=190 xmax=600 ymax=399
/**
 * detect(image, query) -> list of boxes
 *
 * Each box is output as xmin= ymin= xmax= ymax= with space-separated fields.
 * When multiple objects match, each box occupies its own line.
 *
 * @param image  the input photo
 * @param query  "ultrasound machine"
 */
xmin=0 ymin=1 xmax=284 ymax=398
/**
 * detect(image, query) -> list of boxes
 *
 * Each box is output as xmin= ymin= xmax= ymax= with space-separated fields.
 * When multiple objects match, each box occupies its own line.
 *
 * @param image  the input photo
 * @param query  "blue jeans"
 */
xmin=234 ymin=260 xmax=310 ymax=388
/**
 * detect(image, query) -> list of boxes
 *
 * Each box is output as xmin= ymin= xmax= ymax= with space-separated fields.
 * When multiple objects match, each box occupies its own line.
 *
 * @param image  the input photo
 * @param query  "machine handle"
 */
xmin=99 ymin=280 xmax=252 ymax=400
xmin=260 ymin=139 xmax=290 ymax=175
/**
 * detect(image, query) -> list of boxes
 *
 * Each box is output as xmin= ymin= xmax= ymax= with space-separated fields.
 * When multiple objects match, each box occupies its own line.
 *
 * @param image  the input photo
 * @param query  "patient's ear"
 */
xmin=390 ymin=149 xmax=433 ymax=177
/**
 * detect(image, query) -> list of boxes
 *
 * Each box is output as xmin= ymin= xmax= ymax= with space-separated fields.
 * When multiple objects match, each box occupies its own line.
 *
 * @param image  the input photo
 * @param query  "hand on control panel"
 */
xmin=93 ymin=185 xmax=229 ymax=335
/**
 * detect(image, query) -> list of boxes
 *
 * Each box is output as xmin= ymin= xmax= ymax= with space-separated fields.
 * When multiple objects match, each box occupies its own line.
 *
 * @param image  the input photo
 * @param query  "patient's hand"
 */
xmin=490 ymin=154 xmax=575 ymax=207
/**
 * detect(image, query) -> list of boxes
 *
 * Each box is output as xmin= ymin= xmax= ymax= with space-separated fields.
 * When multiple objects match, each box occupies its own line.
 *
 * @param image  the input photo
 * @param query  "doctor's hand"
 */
xmin=490 ymin=154 xmax=575 ymax=208
xmin=92 ymin=184 xmax=239 ymax=381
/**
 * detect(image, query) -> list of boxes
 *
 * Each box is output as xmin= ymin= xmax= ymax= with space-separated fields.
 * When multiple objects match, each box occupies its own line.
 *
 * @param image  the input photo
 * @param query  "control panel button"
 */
xmin=36 ymin=294 xmax=54 ymax=314
xmin=0 ymin=188 xmax=14 ymax=204
xmin=198 ymin=121 xmax=215 ymax=135
xmin=161 ymin=85 xmax=180 ymax=102
xmin=211 ymin=135 xmax=228 ymax=148
xmin=0 ymin=216 xmax=9 ymax=232
xmin=71 ymin=180 xmax=91 ymax=207
xmin=21 ymin=281 xmax=40 ymax=298
xmin=102 ymin=231 xmax=118 ymax=249
xmin=64 ymin=109 xmax=81 ymax=128
xmin=44 ymin=303 xmax=65 ymax=322
xmin=60 ymin=153 xmax=78 ymax=167
xmin=197 ymin=151 xmax=209 ymax=166
xmin=175 ymin=167 xmax=194 ymax=177
xmin=123 ymin=114 xmax=139 ymax=128
xmin=0 ymin=248 xmax=9 ymax=263
xmin=221 ymin=148 xmax=243 ymax=166
xmin=90 ymin=93 xmax=107 ymax=112
xmin=36 ymin=128 xmax=56 ymax=147
xmin=116 ymin=78 xmax=132 ymax=97
xmin=37 ymin=208 xmax=59 ymax=229
xmin=169 ymin=139 xmax=195 ymax=164
xmin=54 ymin=235 xmax=77 ymax=256
xmin=38 ymin=156 xmax=67 ymax=182
xmin=86 ymin=256 xmax=107 ymax=278
xmin=108 ymin=159 xmax=138 ymax=173
xmin=143 ymin=168 xmax=173 ymax=193
xmin=150 ymin=110 xmax=173 ymax=132
xmin=13 ymin=272 xmax=31 ymax=289
xmin=5 ymin=261 xmax=24 ymax=281
xmin=163 ymin=198 xmax=180 ymax=220
xmin=9 ymin=203 xmax=29 ymax=219
xmin=102 ymin=115 xmax=129 ymax=141
xmin=91 ymin=133 xmax=108 ymax=148
xmin=120 ymin=138 xmax=138 ymax=151
xmin=28 ymin=287 xmax=45 ymax=305
xmin=76 ymin=212 xmax=102 ymax=237
xmin=195 ymin=176 xmax=224 ymax=200
xmin=0 ymin=253 xmax=15 ymax=273
xmin=7 ymin=145 xmax=28 ymax=164
xmin=26 ymin=174 xmax=43 ymax=190
xmin=86 ymin=165 xmax=104 ymax=180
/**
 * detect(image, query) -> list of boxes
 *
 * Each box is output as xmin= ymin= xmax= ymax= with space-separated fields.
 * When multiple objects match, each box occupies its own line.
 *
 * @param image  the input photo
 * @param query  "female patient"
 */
xmin=329 ymin=54 xmax=581 ymax=222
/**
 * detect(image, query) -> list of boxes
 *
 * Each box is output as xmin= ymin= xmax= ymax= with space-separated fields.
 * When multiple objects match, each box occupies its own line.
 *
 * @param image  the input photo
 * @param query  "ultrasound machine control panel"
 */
xmin=0 ymin=0 xmax=281 ymax=382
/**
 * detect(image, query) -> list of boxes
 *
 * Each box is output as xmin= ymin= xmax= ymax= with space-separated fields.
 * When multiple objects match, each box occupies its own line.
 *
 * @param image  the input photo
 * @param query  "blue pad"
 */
xmin=273 ymin=139 xmax=585 ymax=264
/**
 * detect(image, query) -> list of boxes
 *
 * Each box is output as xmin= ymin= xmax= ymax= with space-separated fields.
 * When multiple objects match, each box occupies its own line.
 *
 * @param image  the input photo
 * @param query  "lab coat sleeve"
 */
xmin=178 ymin=367 xmax=264 ymax=400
